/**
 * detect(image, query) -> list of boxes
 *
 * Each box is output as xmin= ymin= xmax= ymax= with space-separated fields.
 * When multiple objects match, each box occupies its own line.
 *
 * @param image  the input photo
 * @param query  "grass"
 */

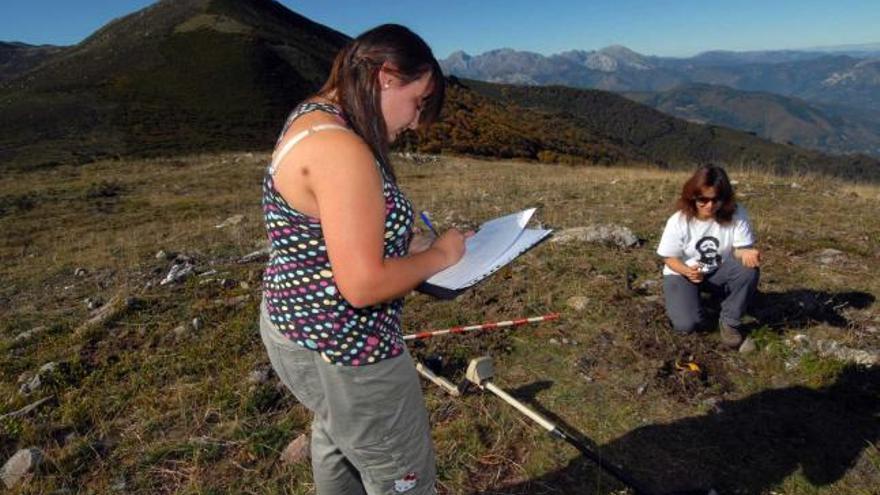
xmin=1 ymin=153 xmax=878 ymax=494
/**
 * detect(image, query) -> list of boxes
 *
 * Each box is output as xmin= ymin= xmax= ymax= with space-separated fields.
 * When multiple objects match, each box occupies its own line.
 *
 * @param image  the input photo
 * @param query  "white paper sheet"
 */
xmin=425 ymin=208 xmax=550 ymax=290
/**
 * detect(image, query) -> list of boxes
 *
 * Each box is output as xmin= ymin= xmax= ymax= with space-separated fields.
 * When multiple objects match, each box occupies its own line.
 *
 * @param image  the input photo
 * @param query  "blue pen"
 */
xmin=419 ymin=211 xmax=439 ymax=237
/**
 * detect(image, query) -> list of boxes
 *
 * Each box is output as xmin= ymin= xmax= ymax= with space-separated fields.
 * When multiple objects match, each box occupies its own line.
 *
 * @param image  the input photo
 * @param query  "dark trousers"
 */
xmin=662 ymin=258 xmax=759 ymax=333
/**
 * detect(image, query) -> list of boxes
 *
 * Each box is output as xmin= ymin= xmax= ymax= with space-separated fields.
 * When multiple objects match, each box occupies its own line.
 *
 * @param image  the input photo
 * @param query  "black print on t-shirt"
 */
xmin=695 ymin=236 xmax=721 ymax=271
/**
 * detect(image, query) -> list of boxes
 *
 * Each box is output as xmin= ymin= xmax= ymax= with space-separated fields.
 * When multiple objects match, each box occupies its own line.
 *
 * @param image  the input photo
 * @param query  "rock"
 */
xmin=790 ymin=182 xmax=802 ymax=189
xmin=636 ymin=383 xmax=648 ymax=396
xmin=739 ymin=338 xmax=757 ymax=354
xmin=816 ymin=248 xmax=845 ymax=265
xmin=549 ymin=338 xmax=560 ymax=345
xmin=551 ymin=224 xmax=640 ymax=248
xmin=248 ymin=368 xmax=271 ymax=385
xmin=84 ymin=297 xmax=104 ymax=311
xmin=155 ymin=250 xmax=175 ymax=261
xmin=111 ymin=477 xmax=127 ymax=492
xmin=74 ymin=267 xmax=88 ymax=277
xmin=13 ymin=326 xmax=47 ymax=344
xmin=18 ymin=376 xmax=39 ymax=396
xmin=240 ymin=281 xmax=251 ymax=290
xmin=815 ymin=339 xmax=879 ymax=366
xmin=173 ymin=325 xmax=188 ymax=338
xmin=566 ymin=296 xmax=589 ymax=311
xmin=239 ymin=247 xmax=271 ymax=264
xmin=20 ymin=362 xmax=58 ymax=395
xmin=639 ymin=279 xmax=661 ymax=291
xmin=0 ymin=397 xmax=54 ymax=421
xmin=280 ymin=433 xmax=311 ymax=465
xmin=76 ymin=295 xmax=130 ymax=335
xmin=1 ymin=448 xmax=43 ymax=489
xmin=215 ymin=214 xmax=245 ymax=229
xmin=39 ymin=362 xmax=58 ymax=375
xmin=561 ymin=338 xmax=570 ymax=345
xmin=215 ymin=295 xmax=250 ymax=307
xmin=191 ymin=318 xmax=203 ymax=331
xmin=160 ymin=261 xmax=195 ymax=285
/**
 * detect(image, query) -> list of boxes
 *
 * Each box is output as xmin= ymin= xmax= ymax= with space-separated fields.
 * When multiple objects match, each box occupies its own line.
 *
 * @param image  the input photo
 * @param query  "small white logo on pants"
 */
xmin=394 ymin=472 xmax=418 ymax=492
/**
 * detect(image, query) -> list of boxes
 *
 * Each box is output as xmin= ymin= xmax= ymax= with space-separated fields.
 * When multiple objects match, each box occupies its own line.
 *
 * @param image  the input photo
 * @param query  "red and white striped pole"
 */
xmin=404 ymin=313 xmax=560 ymax=341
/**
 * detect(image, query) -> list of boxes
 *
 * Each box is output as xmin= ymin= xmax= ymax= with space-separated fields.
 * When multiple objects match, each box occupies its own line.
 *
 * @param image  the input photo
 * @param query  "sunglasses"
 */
xmin=694 ymin=196 xmax=722 ymax=205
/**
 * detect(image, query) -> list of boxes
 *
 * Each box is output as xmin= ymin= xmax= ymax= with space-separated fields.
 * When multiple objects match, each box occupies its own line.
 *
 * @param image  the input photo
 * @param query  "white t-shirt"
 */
xmin=656 ymin=206 xmax=756 ymax=277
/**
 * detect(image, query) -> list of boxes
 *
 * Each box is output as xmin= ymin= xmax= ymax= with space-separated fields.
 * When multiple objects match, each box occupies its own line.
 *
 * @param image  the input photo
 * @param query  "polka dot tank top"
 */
xmin=261 ymin=102 xmax=415 ymax=366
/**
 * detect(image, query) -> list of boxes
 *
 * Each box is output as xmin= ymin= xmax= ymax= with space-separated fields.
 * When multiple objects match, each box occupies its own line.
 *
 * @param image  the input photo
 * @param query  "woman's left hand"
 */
xmin=738 ymin=248 xmax=762 ymax=268
xmin=409 ymin=231 xmax=436 ymax=255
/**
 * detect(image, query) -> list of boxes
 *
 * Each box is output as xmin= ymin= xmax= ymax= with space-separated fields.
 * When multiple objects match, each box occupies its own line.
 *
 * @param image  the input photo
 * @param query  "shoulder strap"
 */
xmin=269 ymin=124 xmax=351 ymax=176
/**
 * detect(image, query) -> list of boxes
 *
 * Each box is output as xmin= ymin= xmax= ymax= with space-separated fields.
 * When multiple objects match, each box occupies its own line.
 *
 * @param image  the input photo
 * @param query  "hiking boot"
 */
xmin=720 ymin=322 xmax=744 ymax=349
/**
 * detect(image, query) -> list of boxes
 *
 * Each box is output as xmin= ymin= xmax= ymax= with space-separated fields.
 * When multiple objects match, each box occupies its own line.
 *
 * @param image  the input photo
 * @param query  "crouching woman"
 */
xmin=656 ymin=165 xmax=761 ymax=348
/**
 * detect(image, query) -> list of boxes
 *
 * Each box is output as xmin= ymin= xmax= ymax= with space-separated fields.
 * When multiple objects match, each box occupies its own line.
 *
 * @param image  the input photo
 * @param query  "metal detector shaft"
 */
xmin=481 ymin=380 xmax=658 ymax=495
xmin=415 ymin=362 xmax=461 ymax=396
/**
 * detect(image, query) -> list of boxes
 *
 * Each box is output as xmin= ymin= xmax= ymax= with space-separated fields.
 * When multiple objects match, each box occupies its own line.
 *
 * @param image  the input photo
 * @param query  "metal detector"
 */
xmin=421 ymin=356 xmax=716 ymax=495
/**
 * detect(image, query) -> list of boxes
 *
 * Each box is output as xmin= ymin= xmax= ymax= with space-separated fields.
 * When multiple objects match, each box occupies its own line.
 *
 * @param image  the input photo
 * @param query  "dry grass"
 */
xmin=1 ymin=153 xmax=878 ymax=494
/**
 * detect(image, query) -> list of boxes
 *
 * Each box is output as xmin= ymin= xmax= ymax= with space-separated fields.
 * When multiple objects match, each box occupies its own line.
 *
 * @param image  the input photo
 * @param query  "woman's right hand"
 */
xmin=431 ymin=229 xmax=468 ymax=267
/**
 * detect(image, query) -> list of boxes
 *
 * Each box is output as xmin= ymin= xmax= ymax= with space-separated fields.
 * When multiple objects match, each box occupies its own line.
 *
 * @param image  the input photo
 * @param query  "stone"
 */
xmin=240 ymin=281 xmax=250 ymax=290
xmin=84 ymin=297 xmax=104 ymax=311
xmin=639 ymin=279 xmax=661 ymax=291
xmin=549 ymin=338 xmax=560 ymax=345
xmin=155 ymin=250 xmax=175 ymax=261
xmin=280 ymin=433 xmax=311 ymax=465
xmin=551 ymin=224 xmax=640 ymax=248
xmin=160 ymin=261 xmax=195 ymax=285
xmin=191 ymin=318 xmax=203 ymax=331
xmin=76 ymin=295 xmax=128 ymax=335
xmin=239 ymin=247 xmax=271 ymax=264
xmin=74 ymin=267 xmax=88 ymax=277
xmin=566 ymin=296 xmax=589 ymax=311
xmin=173 ymin=325 xmax=188 ymax=338
xmin=13 ymin=326 xmax=47 ymax=344
xmin=815 ymin=339 xmax=879 ymax=366
xmin=248 ymin=368 xmax=271 ymax=385
xmin=1 ymin=448 xmax=43 ymax=489
xmin=0 ymin=397 xmax=54 ymax=421
xmin=215 ymin=214 xmax=245 ymax=229
xmin=739 ymin=338 xmax=757 ymax=354
xmin=816 ymin=248 xmax=845 ymax=265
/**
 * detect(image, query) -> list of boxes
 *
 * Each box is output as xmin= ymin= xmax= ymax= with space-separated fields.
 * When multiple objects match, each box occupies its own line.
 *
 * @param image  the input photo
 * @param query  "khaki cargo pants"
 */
xmin=259 ymin=299 xmax=436 ymax=494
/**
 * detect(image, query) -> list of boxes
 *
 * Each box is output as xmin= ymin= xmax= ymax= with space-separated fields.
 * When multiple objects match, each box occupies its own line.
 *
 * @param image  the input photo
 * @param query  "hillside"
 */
xmin=1 ymin=152 xmax=878 ymax=493
xmin=454 ymin=79 xmax=880 ymax=179
xmin=2 ymin=0 xmax=878 ymax=182
xmin=0 ymin=42 xmax=65 ymax=82
xmin=0 ymin=0 xmax=348 ymax=168
xmin=441 ymin=47 xmax=880 ymax=157
xmin=625 ymin=84 xmax=880 ymax=156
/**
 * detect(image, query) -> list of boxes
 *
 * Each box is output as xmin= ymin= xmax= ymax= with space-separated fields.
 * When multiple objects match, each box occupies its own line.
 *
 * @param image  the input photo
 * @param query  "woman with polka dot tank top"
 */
xmin=258 ymin=25 xmax=466 ymax=495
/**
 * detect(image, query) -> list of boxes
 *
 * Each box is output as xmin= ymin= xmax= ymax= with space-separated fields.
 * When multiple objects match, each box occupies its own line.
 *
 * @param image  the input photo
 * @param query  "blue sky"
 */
xmin=2 ymin=0 xmax=879 ymax=58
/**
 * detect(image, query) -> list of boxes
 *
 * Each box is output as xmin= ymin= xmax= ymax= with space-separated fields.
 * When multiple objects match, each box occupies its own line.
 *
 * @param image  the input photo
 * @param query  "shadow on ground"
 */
xmin=474 ymin=365 xmax=880 ymax=495
xmin=749 ymin=289 xmax=874 ymax=329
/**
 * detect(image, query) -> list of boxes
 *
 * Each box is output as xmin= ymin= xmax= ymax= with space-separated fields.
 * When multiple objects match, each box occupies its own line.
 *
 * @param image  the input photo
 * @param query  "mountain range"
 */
xmin=441 ymin=46 xmax=880 ymax=156
xmin=1 ymin=0 xmax=878 ymax=180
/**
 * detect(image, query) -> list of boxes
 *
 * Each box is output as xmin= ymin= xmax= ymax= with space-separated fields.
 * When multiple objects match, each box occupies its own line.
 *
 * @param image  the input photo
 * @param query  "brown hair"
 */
xmin=318 ymin=24 xmax=445 ymax=182
xmin=676 ymin=164 xmax=737 ymax=224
